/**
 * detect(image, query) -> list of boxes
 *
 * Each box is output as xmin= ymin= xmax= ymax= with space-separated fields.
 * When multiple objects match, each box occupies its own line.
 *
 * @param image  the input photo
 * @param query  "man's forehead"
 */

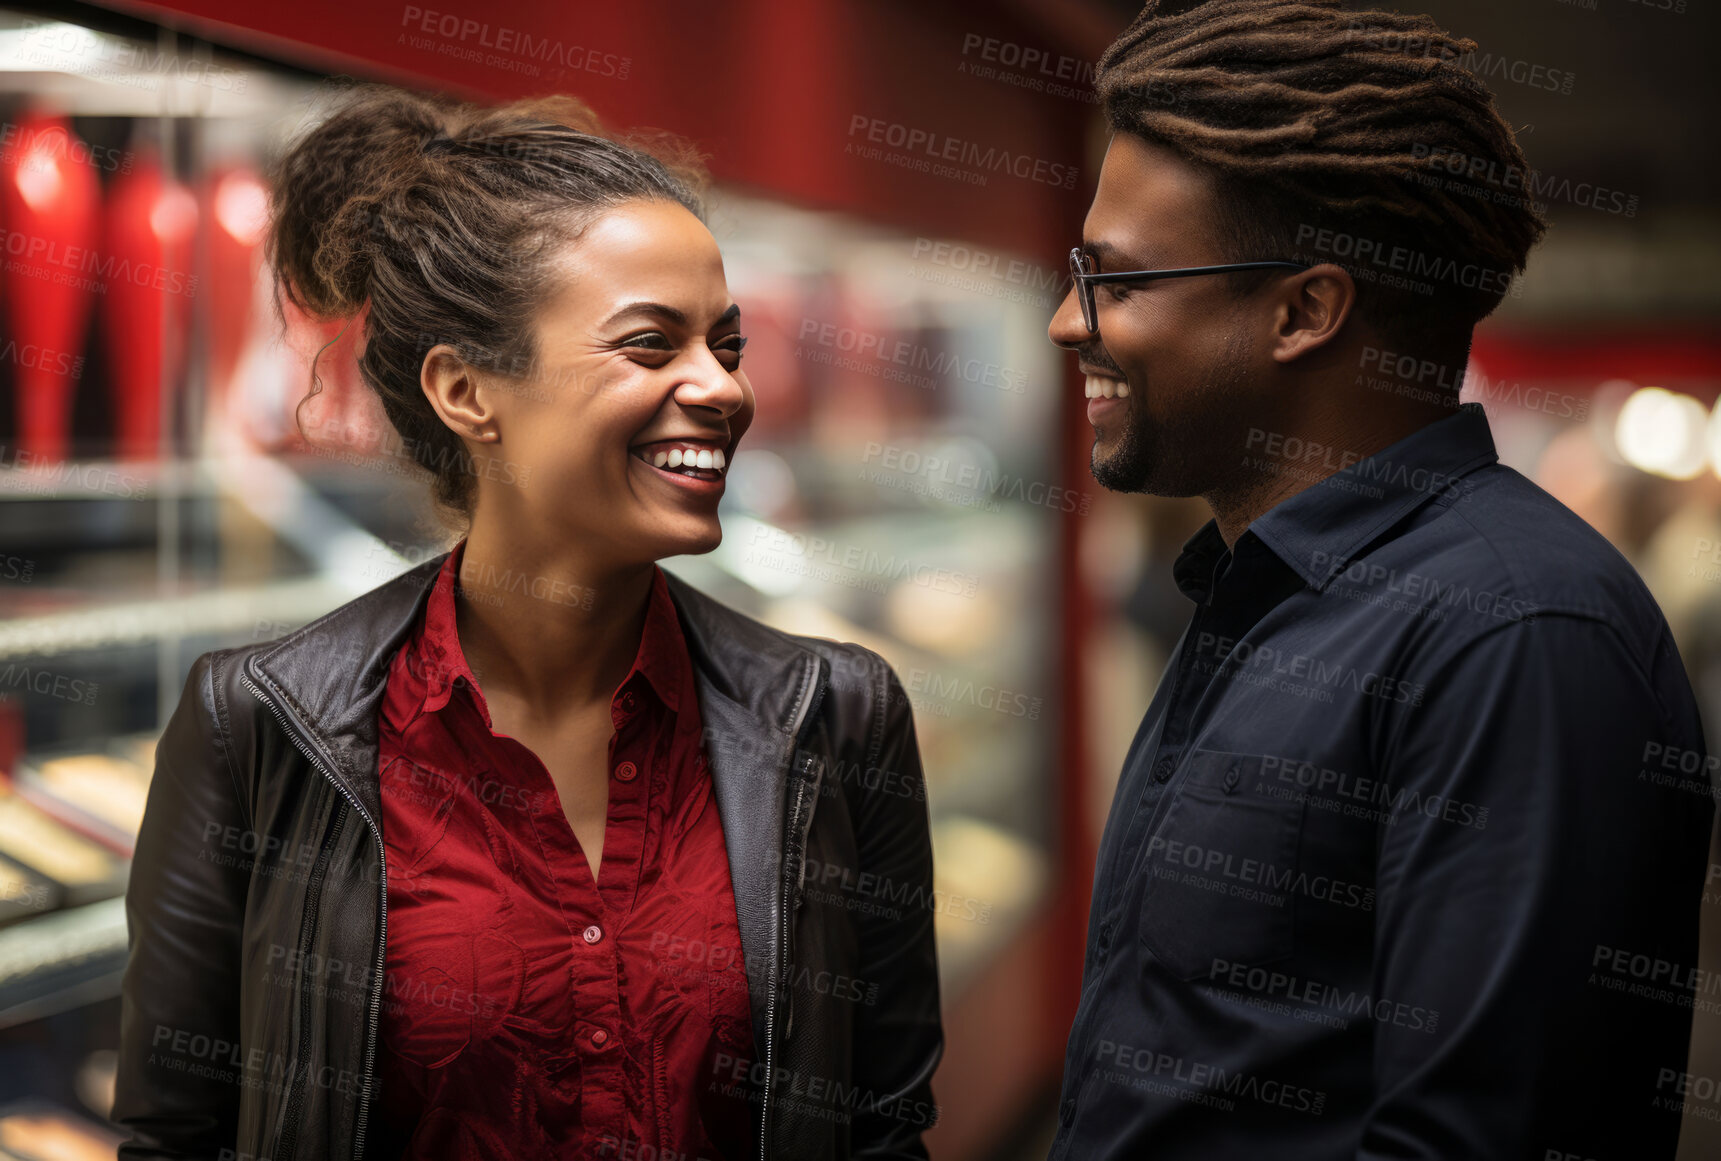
xmin=1081 ymin=195 xmax=1155 ymax=268
xmin=1083 ymin=134 xmax=1212 ymax=261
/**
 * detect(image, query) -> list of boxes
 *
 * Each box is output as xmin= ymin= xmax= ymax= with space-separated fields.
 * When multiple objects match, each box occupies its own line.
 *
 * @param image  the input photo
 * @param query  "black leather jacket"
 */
xmin=112 ymin=553 xmax=943 ymax=1160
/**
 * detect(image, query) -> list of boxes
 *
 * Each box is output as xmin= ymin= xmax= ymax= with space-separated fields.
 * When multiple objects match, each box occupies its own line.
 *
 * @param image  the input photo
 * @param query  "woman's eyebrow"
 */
xmin=600 ymin=302 xmax=743 ymax=330
xmin=602 ymin=301 xmax=688 ymax=328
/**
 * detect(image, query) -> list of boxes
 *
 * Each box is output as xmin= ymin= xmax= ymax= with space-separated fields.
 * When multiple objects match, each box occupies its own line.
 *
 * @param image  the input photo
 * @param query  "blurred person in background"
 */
xmin=1045 ymin=1 xmax=1714 ymax=1158
xmin=111 ymin=85 xmax=940 ymax=1161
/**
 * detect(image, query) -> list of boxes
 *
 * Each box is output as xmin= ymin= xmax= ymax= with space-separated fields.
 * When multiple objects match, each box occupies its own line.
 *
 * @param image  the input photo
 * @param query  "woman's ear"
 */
xmin=421 ymin=345 xmax=497 ymax=442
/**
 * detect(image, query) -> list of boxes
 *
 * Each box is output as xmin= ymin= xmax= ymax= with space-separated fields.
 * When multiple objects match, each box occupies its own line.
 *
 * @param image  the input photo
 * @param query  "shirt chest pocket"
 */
xmin=1136 ymin=749 xmax=1305 ymax=982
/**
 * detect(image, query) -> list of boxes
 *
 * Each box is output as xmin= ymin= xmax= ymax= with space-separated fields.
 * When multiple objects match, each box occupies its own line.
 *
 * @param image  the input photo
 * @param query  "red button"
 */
xmin=583 ymin=925 xmax=603 ymax=944
xmin=591 ymin=1028 xmax=608 ymax=1047
xmin=615 ymin=761 xmax=638 ymax=782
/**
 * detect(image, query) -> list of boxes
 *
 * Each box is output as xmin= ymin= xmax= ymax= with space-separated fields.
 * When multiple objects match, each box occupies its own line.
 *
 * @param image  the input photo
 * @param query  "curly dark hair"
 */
xmin=265 ymin=83 xmax=707 ymax=520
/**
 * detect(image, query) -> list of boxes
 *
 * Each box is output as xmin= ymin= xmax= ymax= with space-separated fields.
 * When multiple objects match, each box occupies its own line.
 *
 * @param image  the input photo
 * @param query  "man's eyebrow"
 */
xmin=602 ymin=301 xmax=688 ymax=328
xmin=1083 ymin=239 xmax=1148 ymax=270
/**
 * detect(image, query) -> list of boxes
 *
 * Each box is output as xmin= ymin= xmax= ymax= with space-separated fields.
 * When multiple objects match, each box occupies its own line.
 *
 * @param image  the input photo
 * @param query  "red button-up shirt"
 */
xmin=373 ymin=539 xmax=757 ymax=1160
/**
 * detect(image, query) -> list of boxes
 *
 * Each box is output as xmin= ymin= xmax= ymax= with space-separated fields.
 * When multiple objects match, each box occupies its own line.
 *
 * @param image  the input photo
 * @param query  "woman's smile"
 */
xmin=629 ymin=435 xmax=730 ymax=497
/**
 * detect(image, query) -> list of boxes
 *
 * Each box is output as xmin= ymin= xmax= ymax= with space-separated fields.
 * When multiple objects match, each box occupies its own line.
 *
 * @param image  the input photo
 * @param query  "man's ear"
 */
xmin=1270 ymin=263 xmax=1356 ymax=365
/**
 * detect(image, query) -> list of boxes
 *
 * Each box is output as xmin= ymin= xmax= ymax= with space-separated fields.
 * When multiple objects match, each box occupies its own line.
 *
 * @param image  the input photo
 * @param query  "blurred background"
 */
xmin=0 ymin=0 xmax=1714 ymax=1157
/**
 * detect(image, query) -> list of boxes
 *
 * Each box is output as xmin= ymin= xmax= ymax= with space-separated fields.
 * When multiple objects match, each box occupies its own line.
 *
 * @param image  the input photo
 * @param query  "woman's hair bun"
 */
xmin=265 ymin=85 xmax=468 ymax=320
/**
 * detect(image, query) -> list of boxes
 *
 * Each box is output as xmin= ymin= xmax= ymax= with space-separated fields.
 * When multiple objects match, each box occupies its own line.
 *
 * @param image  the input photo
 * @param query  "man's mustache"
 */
xmin=1079 ymin=344 xmax=1124 ymax=377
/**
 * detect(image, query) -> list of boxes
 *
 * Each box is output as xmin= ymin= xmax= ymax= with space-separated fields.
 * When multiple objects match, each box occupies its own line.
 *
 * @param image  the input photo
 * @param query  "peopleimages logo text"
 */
xmin=846 ymin=115 xmax=1077 ymax=189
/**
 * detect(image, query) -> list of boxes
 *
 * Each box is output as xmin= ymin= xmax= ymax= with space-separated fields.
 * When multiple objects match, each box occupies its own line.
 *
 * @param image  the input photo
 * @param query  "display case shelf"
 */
xmin=0 ymin=576 xmax=351 ymax=660
xmin=0 ymin=458 xmax=209 ymax=502
xmin=0 ymin=896 xmax=127 ymax=1031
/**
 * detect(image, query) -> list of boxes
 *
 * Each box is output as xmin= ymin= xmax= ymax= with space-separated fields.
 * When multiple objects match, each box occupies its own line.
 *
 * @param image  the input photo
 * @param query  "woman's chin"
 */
xmin=645 ymin=520 xmax=724 ymax=561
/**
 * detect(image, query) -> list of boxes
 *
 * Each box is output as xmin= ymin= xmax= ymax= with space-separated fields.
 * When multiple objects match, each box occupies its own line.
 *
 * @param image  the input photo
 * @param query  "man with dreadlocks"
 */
xmin=1047 ymin=2 xmax=1713 ymax=1158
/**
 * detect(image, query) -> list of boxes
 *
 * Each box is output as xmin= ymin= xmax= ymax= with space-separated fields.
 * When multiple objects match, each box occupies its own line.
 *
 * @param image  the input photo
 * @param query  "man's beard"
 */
xmin=1090 ymin=329 xmax=1253 ymax=496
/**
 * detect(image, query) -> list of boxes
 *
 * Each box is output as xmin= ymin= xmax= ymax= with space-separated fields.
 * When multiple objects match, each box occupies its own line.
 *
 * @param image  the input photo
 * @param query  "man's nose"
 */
xmin=1048 ymin=284 xmax=1087 ymax=350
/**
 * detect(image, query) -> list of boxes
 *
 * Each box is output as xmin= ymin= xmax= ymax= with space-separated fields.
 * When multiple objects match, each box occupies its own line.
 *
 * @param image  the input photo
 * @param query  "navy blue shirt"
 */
xmin=1050 ymin=403 xmax=1715 ymax=1159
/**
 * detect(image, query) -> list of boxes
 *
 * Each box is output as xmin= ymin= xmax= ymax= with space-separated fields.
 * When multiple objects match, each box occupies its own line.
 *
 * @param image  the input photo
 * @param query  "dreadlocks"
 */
xmin=1096 ymin=0 xmax=1547 ymax=348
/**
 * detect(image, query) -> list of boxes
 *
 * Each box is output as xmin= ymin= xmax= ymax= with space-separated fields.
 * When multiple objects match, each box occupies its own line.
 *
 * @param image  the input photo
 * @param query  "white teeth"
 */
xmin=637 ymin=444 xmax=728 ymax=475
xmin=1085 ymin=375 xmax=1127 ymax=399
xmin=1117 ymin=383 xmax=1130 ymax=397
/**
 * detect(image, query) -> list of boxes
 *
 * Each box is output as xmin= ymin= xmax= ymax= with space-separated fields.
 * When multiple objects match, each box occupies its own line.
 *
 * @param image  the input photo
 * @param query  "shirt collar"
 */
xmin=630 ymin=564 xmax=689 ymax=714
xmin=409 ymin=541 xmax=476 ymax=717
xmin=1175 ymin=402 xmax=1500 ymax=600
xmin=405 ymin=537 xmax=689 ymax=722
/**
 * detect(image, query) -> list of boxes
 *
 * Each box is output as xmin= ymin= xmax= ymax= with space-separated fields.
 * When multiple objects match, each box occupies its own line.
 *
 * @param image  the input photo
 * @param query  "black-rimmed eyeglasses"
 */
xmin=1068 ymin=247 xmax=1312 ymax=334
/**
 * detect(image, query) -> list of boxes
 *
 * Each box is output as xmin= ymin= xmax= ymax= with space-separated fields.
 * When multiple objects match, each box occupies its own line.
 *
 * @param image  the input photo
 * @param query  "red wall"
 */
xmin=96 ymin=0 xmax=1102 ymax=267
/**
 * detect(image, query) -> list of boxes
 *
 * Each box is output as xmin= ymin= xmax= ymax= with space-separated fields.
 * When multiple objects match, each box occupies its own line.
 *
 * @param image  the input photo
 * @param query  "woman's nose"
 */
xmin=672 ymin=354 xmax=747 ymax=416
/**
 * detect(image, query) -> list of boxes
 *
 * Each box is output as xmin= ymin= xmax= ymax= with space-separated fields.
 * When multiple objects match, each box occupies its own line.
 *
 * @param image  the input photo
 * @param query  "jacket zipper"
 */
xmin=275 ymin=804 xmax=346 ymax=1161
xmin=781 ymin=751 xmax=822 ymax=1043
xmin=759 ymin=665 xmax=828 ymax=1161
xmin=241 ymin=668 xmax=389 ymax=1161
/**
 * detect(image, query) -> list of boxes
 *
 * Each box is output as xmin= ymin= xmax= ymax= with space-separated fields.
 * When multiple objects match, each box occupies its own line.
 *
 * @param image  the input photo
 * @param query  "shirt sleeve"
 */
xmin=1363 ymin=614 xmax=1714 ymax=1159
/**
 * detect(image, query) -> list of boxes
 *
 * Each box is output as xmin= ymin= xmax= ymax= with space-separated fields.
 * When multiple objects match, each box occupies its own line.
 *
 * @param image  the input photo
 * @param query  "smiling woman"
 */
xmin=112 ymin=83 xmax=942 ymax=1161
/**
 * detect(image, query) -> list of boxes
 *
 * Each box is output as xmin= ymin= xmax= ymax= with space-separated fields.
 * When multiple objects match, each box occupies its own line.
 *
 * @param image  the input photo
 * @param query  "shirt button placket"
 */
xmin=579 ymin=901 xmax=620 ymax=1140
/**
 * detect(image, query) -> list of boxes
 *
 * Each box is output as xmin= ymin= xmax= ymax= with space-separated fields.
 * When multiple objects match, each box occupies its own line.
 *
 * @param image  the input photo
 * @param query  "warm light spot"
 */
xmin=214 ymin=171 xmax=268 ymax=246
xmin=1616 ymin=386 xmax=1708 ymax=479
xmin=150 ymin=182 xmax=198 ymax=242
xmin=14 ymin=137 xmax=66 ymax=210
